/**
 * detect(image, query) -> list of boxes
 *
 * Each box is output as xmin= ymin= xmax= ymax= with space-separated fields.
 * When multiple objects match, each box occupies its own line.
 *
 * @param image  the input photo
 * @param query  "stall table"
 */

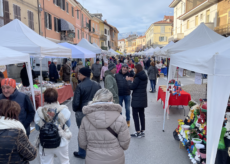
xmin=157 ymin=86 xmax=191 ymax=112
xmin=35 ymin=85 xmax=73 ymax=109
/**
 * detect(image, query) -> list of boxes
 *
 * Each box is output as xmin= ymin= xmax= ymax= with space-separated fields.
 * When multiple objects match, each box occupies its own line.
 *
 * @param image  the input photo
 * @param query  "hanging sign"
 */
xmin=195 ymin=73 xmax=202 ymax=85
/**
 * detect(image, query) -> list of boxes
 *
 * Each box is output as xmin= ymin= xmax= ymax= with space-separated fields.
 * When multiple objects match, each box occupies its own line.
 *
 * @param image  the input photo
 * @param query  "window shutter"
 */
xmin=44 ymin=12 xmax=47 ymax=28
xmin=54 ymin=17 xmax=56 ymax=31
xmin=18 ymin=6 xmax=21 ymax=20
xmin=13 ymin=4 xmax=16 ymax=19
xmin=62 ymin=0 xmax=65 ymax=10
xmin=49 ymin=14 xmax=52 ymax=29
xmin=31 ymin=12 xmax=34 ymax=30
xmin=27 ymin=11 xmax=30 ymax=28
xmin=53 ymin=0 xmax=55 ymax=4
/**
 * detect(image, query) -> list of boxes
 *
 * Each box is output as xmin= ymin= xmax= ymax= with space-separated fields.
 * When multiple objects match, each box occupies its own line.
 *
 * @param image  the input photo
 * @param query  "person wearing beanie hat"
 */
xmin=72 ymin=67 xmax=101 ymax=159
xmin=0 ymin=78 xmax=35 ymax=136
xmin=91 ymin=59 xmax=102 ymax=83
xmin=0 ymin=72 xmax=5 ymax=94
xmin=104 ymin=63 xmax=119 ymax=104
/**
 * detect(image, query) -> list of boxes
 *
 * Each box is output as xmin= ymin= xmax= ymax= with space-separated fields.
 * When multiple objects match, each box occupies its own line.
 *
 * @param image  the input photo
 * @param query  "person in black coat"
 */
xmin=20 ymin=64 xmax=35 ymax=87
xmin=49 ymin=60 xmax=59 ymax=83
xmin=72 ymin=67 xmax=101 ymax=159
xmin=0 ymin=72 xmax=4 ymax=94
xmin=0 ymin=78 xmax=35 ymax=137
xmin=145 ymin=57 xmax=151 ymax=70
xmin=126 ymin=64 xmax=148 ymax=138
xmin=115 ymin=64 xmax=134 ymax=127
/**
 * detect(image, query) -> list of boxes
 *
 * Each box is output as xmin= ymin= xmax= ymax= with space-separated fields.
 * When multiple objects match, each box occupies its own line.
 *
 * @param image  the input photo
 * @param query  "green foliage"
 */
xmin=188 ymin=101 xmax=196 ymax=108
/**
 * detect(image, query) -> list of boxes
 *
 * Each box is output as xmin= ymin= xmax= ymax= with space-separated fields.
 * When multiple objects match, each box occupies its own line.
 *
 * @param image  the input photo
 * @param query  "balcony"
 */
xmin=214 ymin=24 xmax=230 ymax=36
xmin=0 ymin=16 xmax=12 ymax=27
xmin=101 ymin=46 xmax=108 ymax=50
xmin=168 ymin=35 xmax=174 ymax=42
xmin=61 ymin=32 xmax=75 ymax=43
xmin=100 ymin=34 xmax=107 ymax=41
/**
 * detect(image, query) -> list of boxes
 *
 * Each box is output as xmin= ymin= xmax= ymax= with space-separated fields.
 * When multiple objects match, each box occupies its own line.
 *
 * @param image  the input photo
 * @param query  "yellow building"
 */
xmin=153 ymin=16 xmax=173 ymax=47
xmin=145 ymin=24 xmax=154 ymax=47
xmin=136 ymin=35 xmax=146 ymax=51
xmin=1 ymin=0 xmax=40 ymax=34
xmin=215 ymin=0 xmax=230 ymax=36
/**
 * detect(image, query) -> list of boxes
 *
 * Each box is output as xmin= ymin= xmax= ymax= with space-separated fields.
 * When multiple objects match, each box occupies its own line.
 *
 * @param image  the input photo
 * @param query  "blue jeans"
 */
xmin=78 ymin=145 xmax=86 ymax=157
xmin=150 ymin=80 xmax=156 ymax=91
xmin=119 ymin=95 xmax=131 ymax=121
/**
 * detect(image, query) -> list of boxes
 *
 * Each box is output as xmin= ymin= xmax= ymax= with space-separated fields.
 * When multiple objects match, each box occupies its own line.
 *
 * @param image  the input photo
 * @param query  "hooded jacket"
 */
xmin=104 ymin=70 xmax=119 ymax=104
xmin=78 ymin=102 xmax=130 ymax=164
xmin=128 ymin=70 xmax=148 ymax=108
xmin=0 ymin=117 xmax=37 ymax=164
xmin=0 ymin=89 xmax=35 ymax=136
xmin=148 ymin=65 xmax=158 ymax=80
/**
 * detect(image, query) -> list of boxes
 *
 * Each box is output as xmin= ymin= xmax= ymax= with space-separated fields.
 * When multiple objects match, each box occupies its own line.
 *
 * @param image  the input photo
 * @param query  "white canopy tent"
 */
xmin=161 ymin=23 xmax=224 ymax=57
xmin=164 ymin=36 xmax=230 ymax=164
xmin=0 ymin=46 xmax=36 ymax=110
xmin=77 ymin=38 xmax=102 ymax=54
xmin=0 ymin=19 xmax=71 ymax=58
xmin=109 ymin=48 xmax=119 ymax=56
xmin=155 ymin=41 xmax=174 ymax=56
xmin=91 ymin=43 xmax=111 ymax=56
xmin=58 ymin=42 xmax=96 ymax=58
xmin=144 ymin=47 xmax=155 ymax=56
xmin=0 ymin=19 xmax=72 ymax=106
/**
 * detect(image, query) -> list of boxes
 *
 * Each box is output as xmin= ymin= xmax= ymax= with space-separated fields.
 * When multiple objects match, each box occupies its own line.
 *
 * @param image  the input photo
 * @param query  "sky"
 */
xmin=81 ymin=0 xmax=174 ymax=34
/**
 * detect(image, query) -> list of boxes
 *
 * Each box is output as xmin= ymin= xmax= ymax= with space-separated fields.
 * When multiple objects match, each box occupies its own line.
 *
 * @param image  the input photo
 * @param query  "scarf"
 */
xmin=0 ymin=116 xmax=26 ymax=134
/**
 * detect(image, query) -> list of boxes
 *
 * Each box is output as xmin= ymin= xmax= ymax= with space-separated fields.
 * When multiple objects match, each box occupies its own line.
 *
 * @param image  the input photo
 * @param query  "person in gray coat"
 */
xmin=148 ymin=61 xmax=158 ymax=93
xmin=104 ymin=63 xmax=119 ymax=104
xmin=91 ymin=59 xmax=102 ymax=83
xmin=78 ymin=88 xmax=130 ymax=164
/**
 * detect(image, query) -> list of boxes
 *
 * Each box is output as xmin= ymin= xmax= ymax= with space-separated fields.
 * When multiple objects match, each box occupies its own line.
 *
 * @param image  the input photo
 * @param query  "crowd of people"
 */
xmin=0 ymin=54 xmax=166 ymax=164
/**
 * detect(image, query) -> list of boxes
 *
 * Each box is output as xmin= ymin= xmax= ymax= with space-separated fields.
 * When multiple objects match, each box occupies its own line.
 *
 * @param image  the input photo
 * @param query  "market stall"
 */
xmin=164 ymin=35 xmax=230 ymax=164
xmin=0 ymin=46 xmax=36 ymax=110
xmin=0 ymin=19 xmax=72 ymax=106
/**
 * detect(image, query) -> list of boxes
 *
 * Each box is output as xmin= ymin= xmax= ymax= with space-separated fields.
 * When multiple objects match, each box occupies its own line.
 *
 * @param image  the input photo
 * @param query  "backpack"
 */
xmin=39 ymin=112 xmax=64 ymax=150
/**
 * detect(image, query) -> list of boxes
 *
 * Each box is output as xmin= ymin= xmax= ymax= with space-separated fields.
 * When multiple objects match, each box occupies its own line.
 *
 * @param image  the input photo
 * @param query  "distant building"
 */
xmin=118 ymin=39 xmax=125 ymax=53
xmin=136 ymin=35 xmax=146 ymax=52
xmin=126 ymin=34 xmax=138 ymax=53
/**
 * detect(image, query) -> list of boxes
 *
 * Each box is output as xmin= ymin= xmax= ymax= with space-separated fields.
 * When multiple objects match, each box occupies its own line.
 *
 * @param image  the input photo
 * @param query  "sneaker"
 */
xmin=73 ymin=152 xmax=85 ymax=159
xmin=141 ymin=132 xmax=145 ymax=137
xmin=131 ymin=132 xmax=142 ymax=138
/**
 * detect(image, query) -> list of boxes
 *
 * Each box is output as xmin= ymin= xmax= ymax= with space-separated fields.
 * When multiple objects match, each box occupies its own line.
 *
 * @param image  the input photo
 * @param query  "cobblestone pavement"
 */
xmin=29 ymin=76 xmax=194 ymax=164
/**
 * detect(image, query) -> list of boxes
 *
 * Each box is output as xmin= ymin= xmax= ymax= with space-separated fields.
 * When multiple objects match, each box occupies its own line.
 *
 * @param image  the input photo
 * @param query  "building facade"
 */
xmin=40 ymin=0 xmax=77 ymax=43
xmin=0 ymin=0 xmax=39 ymax=33
xmin=118 ymin=39 xmax=125 ymax=53
xmin=169 ymin=0 xmax=218 ymax=42
xmin=90 ymin=15 xmax=100 ymax=46
xmin=214 ymin=0 xmax=230 ymax=36
xmin=145 ymin=24 xmax=154 ymax=47
xmin=126 ymin=34 xmax=138 ymax=54
xmin=136 ymin=35 xmax=146 ymax=51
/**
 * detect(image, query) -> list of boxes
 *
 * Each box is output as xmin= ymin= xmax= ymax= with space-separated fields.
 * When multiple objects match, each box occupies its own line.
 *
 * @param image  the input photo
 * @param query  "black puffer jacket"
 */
xmin=0 ymin=90 xmax=35 ymax=136
xmin=128 ymin=70 xmax=148 ymax=108
xmin=115 ymin=70 xmax=134 ymax=96
xmin=72 ymin=78 xmax=101 ymax=112
xmin=0 ymin=129 xmax=37 ymax=164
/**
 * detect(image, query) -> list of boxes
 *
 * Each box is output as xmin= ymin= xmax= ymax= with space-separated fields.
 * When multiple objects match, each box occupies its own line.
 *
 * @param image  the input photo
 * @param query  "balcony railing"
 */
xmin=101 ymin=46 xmax=108 ymax=50
xmin=214 ymin=24 xmax=230 ymax=36
xmin=61 ymin=32 xmax=75 ymax=42
xmin=100 ymin=34 xmax=107 ymax=41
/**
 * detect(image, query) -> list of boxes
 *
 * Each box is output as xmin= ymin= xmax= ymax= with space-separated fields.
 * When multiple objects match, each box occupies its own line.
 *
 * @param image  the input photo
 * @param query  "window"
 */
xmin=102 ymin=42 xmax=104 ymax=46
xmin=72 ymin=7 xmax=74 ymax=17
xmin=200 ymin=13 xmax=203 ymax=21
xmin=104 ymin=29 xmax=107 ymax=34
xmin=78 ymin=30 xmax=79 ymax=39
xmin=104 ymin=41 xmax=106 ymax=45
xmin=160 ymin=26 xmax=165 ymax=33
xmin=45 ymin=12 xmax=52 ymax=30
xmin=195 ymin=15 xmax=198 ymax=26
xmin=13 ymin=4 xmax=21 ymax=20
xmin=108 ymin=30 xmax=109 ymax=35
xmin=206 ymin=10 xmax=210 ymax=23
xmin=54 ymin=17 xmax=59 ymax=32
xmin=54 ymin=0 xmax=65 ymax=10
xmin=28 ymin=11 xmax=34 ymax=30
xmin=2 ymin=0 xmax=10 ymax=26
xmin=66 ymin=2 xmax=68 ymax=13
xmin=159 ymin=36 xmax=167 ymax=42
xmin=77 ymin=11 xmax=79 ymax=19
xmin=187 ymin=20 xmax=189 ymax=29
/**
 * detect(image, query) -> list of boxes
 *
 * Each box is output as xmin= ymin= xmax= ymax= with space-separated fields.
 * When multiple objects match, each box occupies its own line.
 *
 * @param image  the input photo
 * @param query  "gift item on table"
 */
xmin=173 ymin=81 xmax=182 ymax=96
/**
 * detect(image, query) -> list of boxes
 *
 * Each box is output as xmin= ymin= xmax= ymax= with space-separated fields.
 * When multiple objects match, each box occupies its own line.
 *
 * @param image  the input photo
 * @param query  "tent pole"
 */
xmin=167 ymin=58 xmax=169 ymax=78
xmin=40 ymin=58 xmax=43 ymax=106
xmin=26 ymin=62 xmax=36 ymax=110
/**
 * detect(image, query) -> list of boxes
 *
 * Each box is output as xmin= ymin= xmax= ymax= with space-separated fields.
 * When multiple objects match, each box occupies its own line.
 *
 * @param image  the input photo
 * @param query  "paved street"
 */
xmin=29 ymin=75 xmax=195 ymax=164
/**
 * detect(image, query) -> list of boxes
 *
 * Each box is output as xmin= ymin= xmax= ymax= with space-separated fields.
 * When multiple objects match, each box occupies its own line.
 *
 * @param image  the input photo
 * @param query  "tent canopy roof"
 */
xmin=77 ymin=38 xmax=102 ymax=54
xmin=0 ymin=19 xmax=71 ymax=58
xmin=170 ymin=36 xmax=229 ymax=76
xmin=163 ymin=23 xmax=224 ymax=57
xmin=58 ymin=42 xmax=96 ymax=59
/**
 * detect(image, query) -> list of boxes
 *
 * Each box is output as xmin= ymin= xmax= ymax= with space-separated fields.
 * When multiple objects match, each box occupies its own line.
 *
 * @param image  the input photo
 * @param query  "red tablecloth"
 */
xmin=157 ymin=86 xmax=191 ymax=109
xmin=35 ymin=85 xmax=74 ymax=109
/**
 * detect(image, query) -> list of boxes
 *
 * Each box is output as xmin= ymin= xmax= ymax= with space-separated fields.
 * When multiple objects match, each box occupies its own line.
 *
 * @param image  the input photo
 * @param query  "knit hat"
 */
xmin=96 ymin=58 xmax=100 ymax=62
xmin=122 ymin=64 xmax=128 ymax=68
xmin=108 ymin=63 xmax=116 ymax=71
xmin=0 ymin=72 xmax=4 ymax=79
xmin=1 ymin=78 xmax=16 ymax=88
xmin=79 ymin=67 xmax=91 ymax=77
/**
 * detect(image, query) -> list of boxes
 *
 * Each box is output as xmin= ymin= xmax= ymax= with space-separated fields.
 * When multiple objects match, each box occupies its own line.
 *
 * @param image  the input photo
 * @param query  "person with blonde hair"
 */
xmin=78 ymin=88 xmax=130 ymax=164
xmin=148 ymin=61 xmax=158 ymax=93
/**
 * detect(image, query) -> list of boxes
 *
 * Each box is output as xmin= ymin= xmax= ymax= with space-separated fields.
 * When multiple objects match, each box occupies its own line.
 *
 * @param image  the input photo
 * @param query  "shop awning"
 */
xmin=60 ymin=19 xmax=75 ymax=32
